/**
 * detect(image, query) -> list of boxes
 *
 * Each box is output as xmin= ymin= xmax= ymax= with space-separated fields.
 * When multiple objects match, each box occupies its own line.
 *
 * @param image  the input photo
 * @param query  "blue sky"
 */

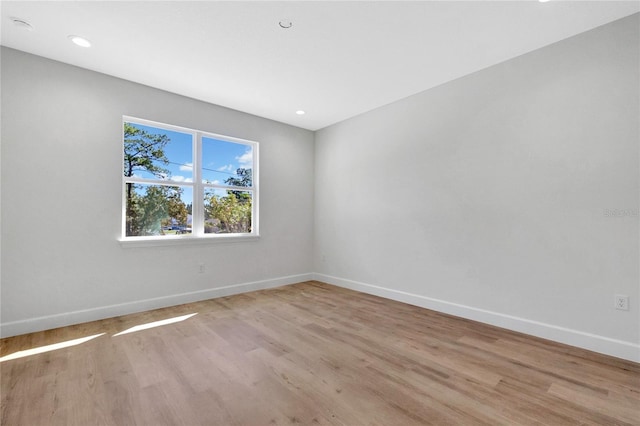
xmin=127 ymin=122 xmax=253 ymax=203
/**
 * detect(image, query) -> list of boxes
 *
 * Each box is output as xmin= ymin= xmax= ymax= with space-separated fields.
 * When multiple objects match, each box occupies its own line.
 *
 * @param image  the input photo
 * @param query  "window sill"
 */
xmin=119 ymin=234 xmax=260 ymax=248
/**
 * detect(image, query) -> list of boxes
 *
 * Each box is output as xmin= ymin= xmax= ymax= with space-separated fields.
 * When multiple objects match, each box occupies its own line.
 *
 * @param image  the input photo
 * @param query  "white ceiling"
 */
xmin=2 ymin=1 xmax=639 ymax=131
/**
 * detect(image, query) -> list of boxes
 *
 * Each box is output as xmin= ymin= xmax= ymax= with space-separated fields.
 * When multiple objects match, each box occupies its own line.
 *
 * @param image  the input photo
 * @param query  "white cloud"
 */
xmin=217 ymin=164 xmax=235 ymax=172
xmin=236 ymin=148 xmax=253 ymax=166
xmin=179 ymin=162 xmax=193 ymax=172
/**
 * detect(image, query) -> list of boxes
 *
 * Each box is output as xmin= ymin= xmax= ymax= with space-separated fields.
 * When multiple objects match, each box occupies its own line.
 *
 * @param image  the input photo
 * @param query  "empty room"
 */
xmin=1 ymin=1 xmax=639 ymax=425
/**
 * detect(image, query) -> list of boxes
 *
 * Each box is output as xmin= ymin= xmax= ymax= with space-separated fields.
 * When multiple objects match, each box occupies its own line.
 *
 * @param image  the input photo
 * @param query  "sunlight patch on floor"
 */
xmin=0 ymin=333 xmax=106 ymax=362
xmin=113 ymin=313 xmax=197 ymax=336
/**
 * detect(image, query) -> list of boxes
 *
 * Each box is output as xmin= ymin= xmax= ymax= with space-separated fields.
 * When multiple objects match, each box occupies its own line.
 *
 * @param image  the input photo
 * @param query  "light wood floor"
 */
xmin=1 ymin=281 xmax=639 ymax=425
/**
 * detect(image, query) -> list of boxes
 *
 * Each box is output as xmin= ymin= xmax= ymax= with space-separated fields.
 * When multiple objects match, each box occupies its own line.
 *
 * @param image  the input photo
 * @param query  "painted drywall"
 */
xmin=314 ymin=15 xmax=639 ymax=360
xmin=1 ymin=47 xmax=315 ymax=336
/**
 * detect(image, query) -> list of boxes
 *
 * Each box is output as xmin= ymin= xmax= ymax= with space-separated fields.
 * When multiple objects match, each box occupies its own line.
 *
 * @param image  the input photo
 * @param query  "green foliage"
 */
xmin=203 ymin=167 xmax=253 ymax=233
xmin=224 ymin=168 xmax=253 ymax=204
xmin=123 ymin=122 xmax=171 ymax=179
xmin=126 ymin=185 xmax=186 ymax=236
xmin=167 ymin=192 xmax=188 ymax=226
xmin=224 ymin=168 xmax=252 ymax=188
xmin=204 ymin=192 xmax=252 ymax=234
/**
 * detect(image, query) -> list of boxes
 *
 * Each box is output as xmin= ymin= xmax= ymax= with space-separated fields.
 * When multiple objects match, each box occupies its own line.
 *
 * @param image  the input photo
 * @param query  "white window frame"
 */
xmin=120 ymin=116 xmax=259 ymax=246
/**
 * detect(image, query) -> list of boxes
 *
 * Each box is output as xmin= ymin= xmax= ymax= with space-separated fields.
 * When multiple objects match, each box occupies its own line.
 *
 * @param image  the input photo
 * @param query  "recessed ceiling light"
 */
xmin=296 ymin=110 xmax=305 ymax=115
xmin=10 ymin=17 xmax=33 ymax=31
xmin=68 ymin=35 xmax=91 ymax=48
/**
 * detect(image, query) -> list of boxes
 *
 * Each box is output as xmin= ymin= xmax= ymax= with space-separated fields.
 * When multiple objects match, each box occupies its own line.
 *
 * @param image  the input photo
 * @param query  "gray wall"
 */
xmin=314 ymin=15 xmax=639 ymax=359
xmin=1 ymin=47 xmax=315 ymax=335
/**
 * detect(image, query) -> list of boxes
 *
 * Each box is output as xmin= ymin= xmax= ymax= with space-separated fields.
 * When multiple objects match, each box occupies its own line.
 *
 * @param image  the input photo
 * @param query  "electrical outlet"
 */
xmin=198 ymin=264 xmax=205 ymax=274
xmin=614 ymin=294 xmax=629 ymax=311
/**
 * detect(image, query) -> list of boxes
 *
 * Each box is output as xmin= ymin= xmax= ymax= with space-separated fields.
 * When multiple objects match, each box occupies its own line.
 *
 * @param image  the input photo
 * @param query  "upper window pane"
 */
xmin=124 ymin=122 xmax=193 ymax=183
xmin=202 ymin=136 xmax=253 ymax=187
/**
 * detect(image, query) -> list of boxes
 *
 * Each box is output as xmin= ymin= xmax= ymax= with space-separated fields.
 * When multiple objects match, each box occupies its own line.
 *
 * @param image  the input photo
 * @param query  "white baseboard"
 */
xmin=0 ymin=273 xmax=313 ymax=338
xmin=313 ymin=273 xmax=640 ymax=363
xmin=4 ymin=272 xmax=638 ymax=363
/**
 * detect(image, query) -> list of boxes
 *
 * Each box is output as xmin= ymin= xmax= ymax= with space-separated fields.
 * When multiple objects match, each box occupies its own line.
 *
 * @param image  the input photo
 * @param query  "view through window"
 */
xmin=123 ymin=117 xmax=257 ymax=239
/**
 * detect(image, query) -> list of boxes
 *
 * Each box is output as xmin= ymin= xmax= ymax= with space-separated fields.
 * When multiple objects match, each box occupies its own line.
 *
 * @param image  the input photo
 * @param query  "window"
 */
xmin=122 ymin=117 xmax=258 ymax=241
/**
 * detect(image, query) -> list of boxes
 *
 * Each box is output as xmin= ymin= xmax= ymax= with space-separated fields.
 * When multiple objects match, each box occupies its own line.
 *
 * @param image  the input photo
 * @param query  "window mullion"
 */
xmin=202 ymin=184 xmax=254 ymax=192
xmin=124 ymin=176 xmax=189 ymax=186
xmin=192 ymin=132 xmax=204 ymax=236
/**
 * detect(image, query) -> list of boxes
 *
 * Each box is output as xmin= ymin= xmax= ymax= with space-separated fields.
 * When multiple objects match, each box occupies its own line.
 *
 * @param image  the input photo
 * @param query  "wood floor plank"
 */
xmin=1 ymin=281 xmax=639 ymax=425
